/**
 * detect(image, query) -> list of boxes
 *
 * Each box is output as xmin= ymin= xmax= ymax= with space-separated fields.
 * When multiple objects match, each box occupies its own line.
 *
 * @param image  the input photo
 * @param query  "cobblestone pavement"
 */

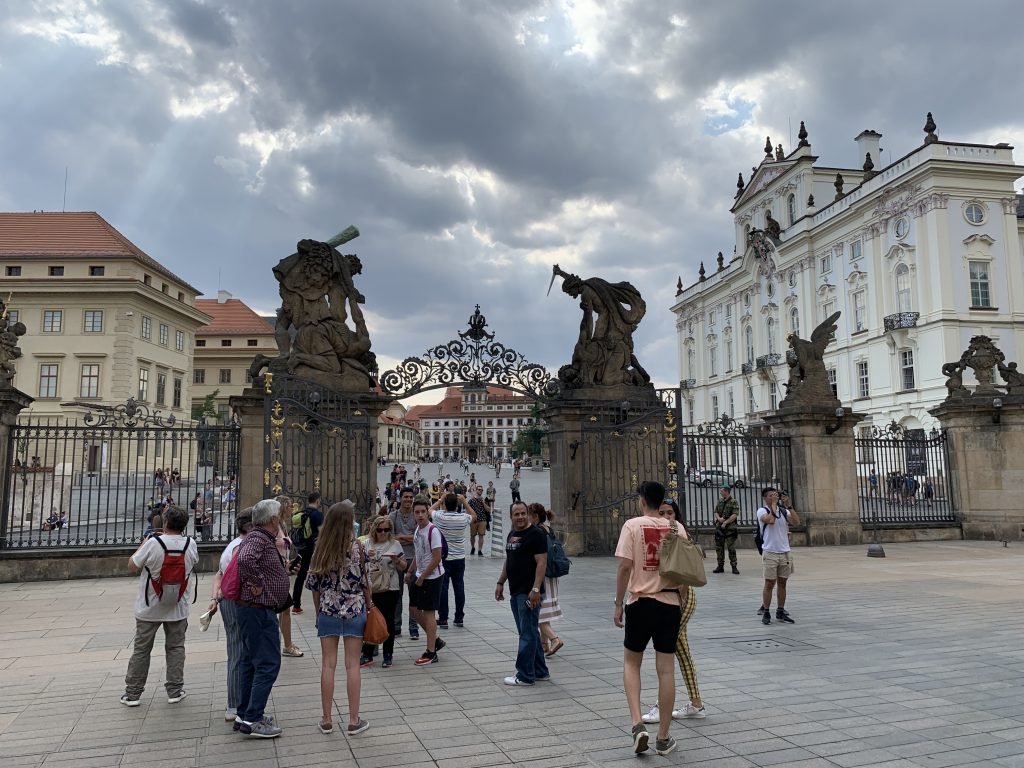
xmin=2 ymin=541 xmax=1024 ymax=768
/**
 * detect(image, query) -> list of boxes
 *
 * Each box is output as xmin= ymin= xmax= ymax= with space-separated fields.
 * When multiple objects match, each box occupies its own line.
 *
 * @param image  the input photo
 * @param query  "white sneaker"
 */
xmin=641 ymin=705 xmax=660 ymax=724
xmin=672 ymin=703 xmax=706 ymax=719
xmin=224 ymin=707 xmax=237 ymax=722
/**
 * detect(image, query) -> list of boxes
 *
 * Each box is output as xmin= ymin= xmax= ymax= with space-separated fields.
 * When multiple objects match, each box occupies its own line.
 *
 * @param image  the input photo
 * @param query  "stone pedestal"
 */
xmin=228 ymin=387 xmax=265 ymax=511
xmin=762 ymin=406 xmax=865 ymax=546
xmin=930 ymin=397 xmax=1024 ymax=540
xmin=543 ymin=385 xmax=660 ymax=556
xmin=0 ymin=387 xmax=34 ymax=547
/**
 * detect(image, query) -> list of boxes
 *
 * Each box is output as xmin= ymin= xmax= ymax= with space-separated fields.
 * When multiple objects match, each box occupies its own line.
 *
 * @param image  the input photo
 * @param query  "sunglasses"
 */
xmin=377 ymin=527 xmax=392 ymax=532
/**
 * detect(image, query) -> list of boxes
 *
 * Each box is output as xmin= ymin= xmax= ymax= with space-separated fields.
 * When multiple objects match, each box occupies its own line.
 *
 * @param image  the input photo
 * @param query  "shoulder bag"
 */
xmin=659 ymin=520 xmax=707 ymax=588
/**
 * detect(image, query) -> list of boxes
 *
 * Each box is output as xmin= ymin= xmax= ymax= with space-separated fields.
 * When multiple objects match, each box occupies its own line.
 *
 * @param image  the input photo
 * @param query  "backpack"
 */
xmin=545 ymin=529 xmax=571 ymax=579
xmin=145 ymin=536 xmax=196 ymax=605
xmin=290 ymin=509 xmax=313 ymax=550
xmin=753 ymin=508 xmax=767 ymax=554
xmin=221 ymin=545 xmax=242 ymax=600
xmin=427 ymin=523 xmax=449 ymax=562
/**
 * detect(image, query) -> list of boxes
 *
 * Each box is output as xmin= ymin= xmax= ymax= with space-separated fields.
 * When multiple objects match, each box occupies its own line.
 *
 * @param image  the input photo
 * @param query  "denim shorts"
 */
xmin=316 ymin=609 xmax=366 ymax=638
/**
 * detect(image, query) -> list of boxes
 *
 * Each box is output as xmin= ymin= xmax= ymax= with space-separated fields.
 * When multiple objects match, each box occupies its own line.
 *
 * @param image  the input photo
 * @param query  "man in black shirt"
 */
xmin=290 ymin=491 xmax=324 ymax=615
xmin=495 ymin=501 xmax=549 ymax=685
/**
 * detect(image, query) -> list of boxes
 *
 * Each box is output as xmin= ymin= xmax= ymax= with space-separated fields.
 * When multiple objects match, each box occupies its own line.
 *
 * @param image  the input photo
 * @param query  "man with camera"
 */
xmin=712 ymin=484 xmax=739 ymax=574
xmin=757 ymin=488 xmax=799 ymax=625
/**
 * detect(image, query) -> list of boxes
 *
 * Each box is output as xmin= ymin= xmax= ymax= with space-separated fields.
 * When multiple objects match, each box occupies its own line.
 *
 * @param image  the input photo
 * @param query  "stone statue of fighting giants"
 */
xmin=251 ymin=227 xmax=376 ymax=391
xmin=548 ymin=264 xmax=651 ymax=389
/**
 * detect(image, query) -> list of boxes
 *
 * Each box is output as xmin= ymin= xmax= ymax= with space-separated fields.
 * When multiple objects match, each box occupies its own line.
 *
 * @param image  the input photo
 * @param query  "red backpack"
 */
xmin=145 ymin=536 xmax=196 ymax=605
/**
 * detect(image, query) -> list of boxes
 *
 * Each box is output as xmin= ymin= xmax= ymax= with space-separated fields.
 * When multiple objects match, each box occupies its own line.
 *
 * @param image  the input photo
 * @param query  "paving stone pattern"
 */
xmin=1 ymin=541 xmax=1024 ymax=767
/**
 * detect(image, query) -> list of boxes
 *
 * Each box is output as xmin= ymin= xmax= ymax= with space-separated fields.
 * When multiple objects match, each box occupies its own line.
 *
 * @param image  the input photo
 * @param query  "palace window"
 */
xmin=900 ymin=350 xmax=915 ymax=391
xmin=853 ymin=290 xmax=866 ymax=331
xmin=827 ymin=367 xmax=838 ymax=398
xmin=39 ymin=364 xmax=59 ymax=398
xmin=159 ymin=323 xmax=169 ymax=346
xmin=194 ymin=369 xmax=205 ymax=384
xmin=79 ymin=364 xmax=100 ymax=398
xmin=138 ymin=369 xmax=149 ymax=401
xmin=895 ymin=264 xmax=912 ymax=312
xmin=43 ymin=310 xmax=62 ymax=333
xmin=969 ymin=261 xmax=991 ymax=308
xmin=142 ymin=316 xmax=151 ymax=339
xmin=857 ymin=361 xmax=869 ymax=398
xmin=84 ymin=310 xmax=103 ymax=333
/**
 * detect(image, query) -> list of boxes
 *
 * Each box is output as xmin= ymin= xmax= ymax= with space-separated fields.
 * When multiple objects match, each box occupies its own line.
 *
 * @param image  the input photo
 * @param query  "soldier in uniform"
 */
xmin=712 ymin=485 xmax=740 ymax=574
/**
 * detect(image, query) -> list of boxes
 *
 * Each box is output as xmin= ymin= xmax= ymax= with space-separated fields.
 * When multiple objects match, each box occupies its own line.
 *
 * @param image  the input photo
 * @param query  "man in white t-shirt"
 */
xmin=757 ymin=487 xmax=801 ymax=625
xmin=431 ymin=493 xmax=474 ymax=629
xmin=407 ymin=500 xmax=446 ymax=666
xmin=121 ymin=505 xmax=199 ymax=706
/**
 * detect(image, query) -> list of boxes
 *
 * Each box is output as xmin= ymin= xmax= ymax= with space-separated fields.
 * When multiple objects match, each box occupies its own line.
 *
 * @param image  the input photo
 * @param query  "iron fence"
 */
xmin=2 ymin=401 xmax=241 ymax=549
xmin=855 ymin=422 xmax=955 ymax=525
xmin=676 ymin=419 xmax=795 ymax=529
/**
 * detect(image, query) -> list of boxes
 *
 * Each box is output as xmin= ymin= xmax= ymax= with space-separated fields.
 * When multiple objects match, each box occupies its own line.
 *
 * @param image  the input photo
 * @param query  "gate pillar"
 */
xmin=542 ymin=402 xmax=588 ymax=557
xmin=762 ymin=406 xmax=864 ymax=546
xmin=229 ymin=386 xmax=265 ymax=511
xmin=930 ymin=398 xmax=1024 ymax=540
xmin=544 ymin=386 xmax=662 ymax=557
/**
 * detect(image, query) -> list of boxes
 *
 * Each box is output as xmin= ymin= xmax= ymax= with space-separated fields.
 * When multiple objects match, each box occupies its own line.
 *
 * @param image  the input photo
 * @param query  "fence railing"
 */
xmin=854 ymin=430 xmax=955 ymax=525
xmin=2 ymin=412 xmax=241 ymax=549
xmin=676 ymin=428 xmax=795 ymax=529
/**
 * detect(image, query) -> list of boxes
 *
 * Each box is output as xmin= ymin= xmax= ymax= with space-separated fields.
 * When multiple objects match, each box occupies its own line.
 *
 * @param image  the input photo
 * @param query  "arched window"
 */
xmin=787 ymin=194 xmax=797 ymax=226
xmin=790 ymin=307 xmax=800 ymax=337
xmin=895 ymin=264 xmax=912 ymax=312
xmin=744 ymin=325 xmax=754 ymax=365
xmin=766 ymin=318 xmax=776 ymax=355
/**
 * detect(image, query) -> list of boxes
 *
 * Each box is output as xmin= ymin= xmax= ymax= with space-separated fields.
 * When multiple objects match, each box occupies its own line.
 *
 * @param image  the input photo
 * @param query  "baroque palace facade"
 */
xmin=413 ymin=385 xmax=538 ymax=461
xmin=671 ymin=114 xmax=1024 ymax=438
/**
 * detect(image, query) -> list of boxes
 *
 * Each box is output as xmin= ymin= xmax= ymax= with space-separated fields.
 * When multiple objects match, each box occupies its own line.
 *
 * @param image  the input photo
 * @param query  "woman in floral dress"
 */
xmin=305 ymin=500 xmax=371 ymax=736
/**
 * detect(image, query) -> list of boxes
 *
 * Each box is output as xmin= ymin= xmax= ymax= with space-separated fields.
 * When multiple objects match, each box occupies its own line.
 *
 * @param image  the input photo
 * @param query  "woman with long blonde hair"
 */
xmin=305 ymin=500 xmax=371 ymax=736
xmin=360 ymin=515 xmax=407 ymax=668
xmin=274 ymin=496 xmax=303 ymax=658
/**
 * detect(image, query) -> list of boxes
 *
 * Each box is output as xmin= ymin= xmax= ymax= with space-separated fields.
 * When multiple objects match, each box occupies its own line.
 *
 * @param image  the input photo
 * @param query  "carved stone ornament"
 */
xmin=778 ymin=311 xmax=842 ymax=410
xmin=940 ymin=335 xmax=1022 ymax=402
xmin=549 ymin=265 xmax=652 ymax=390
xmin=0 ymin=295 xmax=26 ymax=389
xmin=250 ymin=227 xmax=377 ymax=392
xmin=748 ymin=228 xmax=777 ymax=277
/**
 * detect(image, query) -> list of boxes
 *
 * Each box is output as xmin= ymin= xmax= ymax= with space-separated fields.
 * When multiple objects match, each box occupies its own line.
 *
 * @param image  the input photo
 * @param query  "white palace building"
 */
xmin=671 ymin=114 xmax=1024 ymax=440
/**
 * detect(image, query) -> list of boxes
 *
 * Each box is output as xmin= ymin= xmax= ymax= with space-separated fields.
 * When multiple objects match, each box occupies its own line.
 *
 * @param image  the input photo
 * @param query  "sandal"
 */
xmin=283 ymin=645 xmax=304 ymax=657
xmin=318 ymin=718 xmax=333 ymax=734
xmin=545 ymin=638 xmax=564 ymax=657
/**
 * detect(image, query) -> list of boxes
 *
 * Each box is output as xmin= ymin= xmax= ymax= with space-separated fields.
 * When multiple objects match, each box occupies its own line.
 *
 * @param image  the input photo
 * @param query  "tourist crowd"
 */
xmin=119 ymin=471 xmax=801 ymax=756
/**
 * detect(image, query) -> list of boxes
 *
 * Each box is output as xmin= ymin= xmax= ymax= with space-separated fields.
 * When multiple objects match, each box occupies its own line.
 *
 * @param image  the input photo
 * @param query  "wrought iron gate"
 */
xmin=578 ymin=399 xmax=671 ymax=554
xmin=263 ymin=374 xmax=380 ymax=518
xmin=677 ymin=415 xmax=795 ymax=529
xmin=854 ymin=421 xmax=956 ymax=525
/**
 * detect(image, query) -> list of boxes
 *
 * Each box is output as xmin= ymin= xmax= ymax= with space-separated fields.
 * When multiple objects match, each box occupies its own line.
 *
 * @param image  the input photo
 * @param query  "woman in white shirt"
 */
xmin=360 ymin=516 xmax=407 ymax=669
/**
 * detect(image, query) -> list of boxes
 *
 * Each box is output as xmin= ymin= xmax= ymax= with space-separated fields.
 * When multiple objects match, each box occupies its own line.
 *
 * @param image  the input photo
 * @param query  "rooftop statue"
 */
xmin=548 ymin=264 xmax=651 ymax=389
xmin=779 ymin=311 xmax=841 ymax=409
xmin=251 ymin=227 xmax=376 ymax=391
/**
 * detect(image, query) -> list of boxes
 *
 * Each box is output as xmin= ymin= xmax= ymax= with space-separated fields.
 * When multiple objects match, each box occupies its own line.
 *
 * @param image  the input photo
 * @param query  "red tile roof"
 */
xmin=0 ymin=211 xmax=201 ymax=293
xmin=195 ymin=298 xmax=275 ymax=336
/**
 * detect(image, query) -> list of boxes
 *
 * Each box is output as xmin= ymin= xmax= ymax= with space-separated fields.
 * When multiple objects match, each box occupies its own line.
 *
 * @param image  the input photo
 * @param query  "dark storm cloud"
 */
xmin=1 ymin=0 xmax=1022 ymax=390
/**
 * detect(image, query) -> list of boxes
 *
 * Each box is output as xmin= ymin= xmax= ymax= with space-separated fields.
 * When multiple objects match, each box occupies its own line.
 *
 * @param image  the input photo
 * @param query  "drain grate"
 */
xmin=709 ymin=635 xmax=821 ymax=654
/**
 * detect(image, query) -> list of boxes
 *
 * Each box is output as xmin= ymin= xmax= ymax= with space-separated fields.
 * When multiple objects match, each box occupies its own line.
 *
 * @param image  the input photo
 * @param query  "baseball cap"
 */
xmin=721 ymin=483 xmax=732 ymax=491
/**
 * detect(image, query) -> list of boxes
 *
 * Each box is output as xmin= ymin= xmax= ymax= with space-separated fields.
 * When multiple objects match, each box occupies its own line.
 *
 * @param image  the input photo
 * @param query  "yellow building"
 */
xmin=193 ymin=291 xmax=277 ymax=423
xmin=0 ymin=212 xmax=208 ymax=421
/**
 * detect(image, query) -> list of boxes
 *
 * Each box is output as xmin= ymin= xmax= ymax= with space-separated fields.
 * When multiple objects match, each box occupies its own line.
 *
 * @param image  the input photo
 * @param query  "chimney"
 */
xmin=217 ymin=289 xmax=232 ymax=304
xmin=855 ymin=130 xmax=882 ymax=172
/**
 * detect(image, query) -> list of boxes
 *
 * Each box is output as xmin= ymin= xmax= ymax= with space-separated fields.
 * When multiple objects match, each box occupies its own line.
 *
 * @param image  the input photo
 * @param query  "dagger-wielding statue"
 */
xmin=548 ymin=264 xmax=651 ymax=389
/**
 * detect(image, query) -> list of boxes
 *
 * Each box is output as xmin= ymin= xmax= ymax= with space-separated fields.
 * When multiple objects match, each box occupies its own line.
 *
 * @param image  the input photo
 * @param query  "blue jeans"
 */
xmin=511 ymin=593 xmax=549 ymax=683
xmin=438 ymin=558 xmax=466 ymax=624
xmin=235 ymin=605 xmax=281 ymax=724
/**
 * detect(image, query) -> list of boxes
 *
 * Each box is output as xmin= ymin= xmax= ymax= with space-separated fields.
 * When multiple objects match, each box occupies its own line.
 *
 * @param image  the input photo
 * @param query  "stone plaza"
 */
xmin=2 ymin=540 xmax=1024 ymax=768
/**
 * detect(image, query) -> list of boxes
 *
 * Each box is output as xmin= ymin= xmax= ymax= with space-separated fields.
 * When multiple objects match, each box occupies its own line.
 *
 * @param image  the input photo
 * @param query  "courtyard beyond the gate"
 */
xmin=2 ymin=541 xmax=1024 ymax=768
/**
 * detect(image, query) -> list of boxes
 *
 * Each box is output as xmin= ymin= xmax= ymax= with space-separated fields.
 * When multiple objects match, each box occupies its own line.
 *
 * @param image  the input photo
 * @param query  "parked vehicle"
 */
xmin=690 ymin=469 xmax=745 ymax=488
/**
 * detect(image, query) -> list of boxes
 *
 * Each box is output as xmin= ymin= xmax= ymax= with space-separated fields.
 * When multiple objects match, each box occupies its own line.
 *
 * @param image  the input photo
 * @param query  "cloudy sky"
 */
xmin=2 ymin=1 xmax=1023 ymax=400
